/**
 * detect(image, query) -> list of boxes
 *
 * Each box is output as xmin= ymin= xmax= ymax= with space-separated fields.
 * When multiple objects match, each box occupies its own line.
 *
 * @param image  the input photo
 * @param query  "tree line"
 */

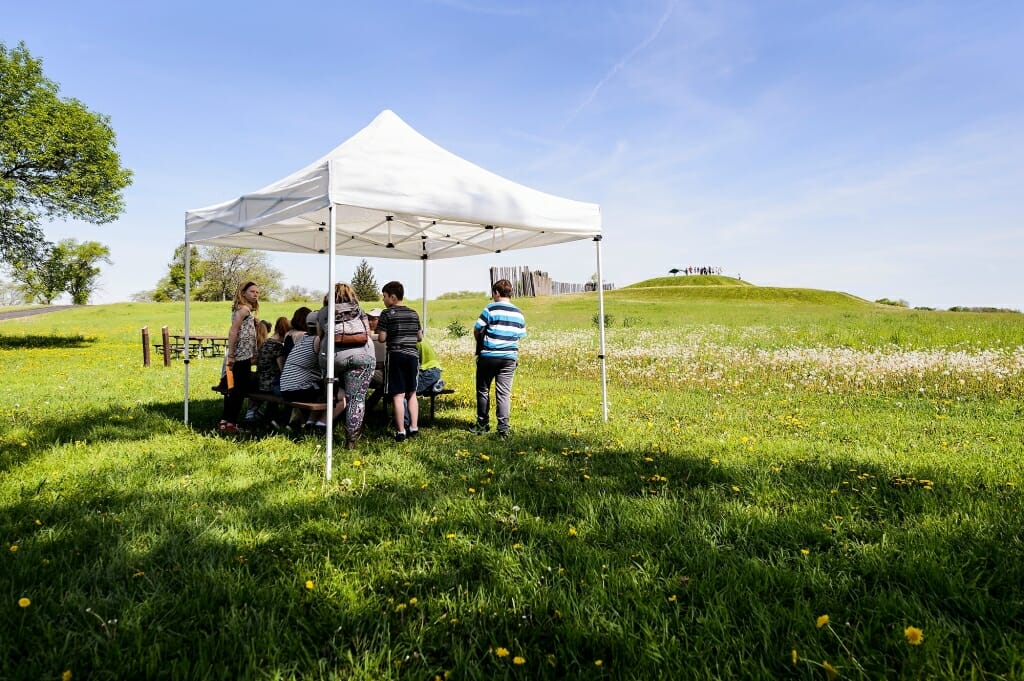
xmin=131 ymin=247 xmax=381 ymax=304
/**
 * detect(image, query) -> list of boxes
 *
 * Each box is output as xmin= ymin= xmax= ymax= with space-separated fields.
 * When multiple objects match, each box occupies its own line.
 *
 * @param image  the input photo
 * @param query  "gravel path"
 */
xmin=0 ymin=305 xmax=77 ymax=321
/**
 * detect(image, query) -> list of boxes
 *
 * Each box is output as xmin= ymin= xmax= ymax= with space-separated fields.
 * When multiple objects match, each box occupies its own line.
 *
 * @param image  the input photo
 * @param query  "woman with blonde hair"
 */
xmin=218 ymin=280 xmax=260 ymax=434
xmin=316 ymin=282 xmax=375 ymax=448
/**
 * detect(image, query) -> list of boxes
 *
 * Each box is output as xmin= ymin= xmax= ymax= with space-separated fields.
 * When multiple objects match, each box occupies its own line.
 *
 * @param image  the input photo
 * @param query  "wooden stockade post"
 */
xmin=141 ymin=326 xmax=151 ymax=367
xmin=489 ymin=265 xmax=614 ymax=297
xmin=161 ymin=326 xmax=172 ymax=366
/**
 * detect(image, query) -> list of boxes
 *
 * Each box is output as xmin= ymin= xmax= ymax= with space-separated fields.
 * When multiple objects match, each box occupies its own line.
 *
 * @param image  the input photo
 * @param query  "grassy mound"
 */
xmin=626 ymin=275 xmax=753 ymax=288
xmin=611 ymin=283 xmax=872 ymax=307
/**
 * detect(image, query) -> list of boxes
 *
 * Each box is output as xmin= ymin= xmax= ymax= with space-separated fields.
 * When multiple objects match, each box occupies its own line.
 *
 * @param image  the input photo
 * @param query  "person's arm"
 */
xmin=225 ymin=305 xmax=250 ymax=368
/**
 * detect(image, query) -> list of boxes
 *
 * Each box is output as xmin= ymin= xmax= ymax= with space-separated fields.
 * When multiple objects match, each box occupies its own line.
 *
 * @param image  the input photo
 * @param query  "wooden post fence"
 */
xmin=141 ymin=326 xmax=151 ymax=367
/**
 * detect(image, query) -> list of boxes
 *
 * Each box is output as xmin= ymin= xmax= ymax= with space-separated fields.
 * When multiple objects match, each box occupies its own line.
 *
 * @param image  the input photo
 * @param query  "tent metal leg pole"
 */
xmin=184 ymin=242 xmax=191 ymax=425
xmin=595 ymin=236 xmax=608 ymax=422
xmin=421 ymin=258 xmax=428 ymax=331
xmin=325 ymin=207 xmax=337 ymax=480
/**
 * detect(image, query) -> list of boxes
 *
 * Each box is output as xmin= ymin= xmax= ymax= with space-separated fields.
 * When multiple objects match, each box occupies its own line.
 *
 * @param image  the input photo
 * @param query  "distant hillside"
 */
xmin=626 ymin=275 xmax=753 ymax=288
xmin=614 ymin=276 xmax=871 ymax=307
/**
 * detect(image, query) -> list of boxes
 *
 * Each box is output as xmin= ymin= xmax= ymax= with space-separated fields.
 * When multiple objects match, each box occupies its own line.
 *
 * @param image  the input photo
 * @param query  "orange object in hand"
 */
xmin=226 ymin=369 xmax=234 ymax=390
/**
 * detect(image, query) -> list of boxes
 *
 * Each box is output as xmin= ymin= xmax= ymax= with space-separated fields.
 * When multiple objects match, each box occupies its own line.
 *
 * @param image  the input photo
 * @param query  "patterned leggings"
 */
xmin=335 ymin=354 xmax=375 ymax=437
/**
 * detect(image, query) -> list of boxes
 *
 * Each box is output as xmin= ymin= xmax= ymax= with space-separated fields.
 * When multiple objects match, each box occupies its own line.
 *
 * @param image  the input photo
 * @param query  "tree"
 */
xmin=7 ymin=238 xmax=111 ymax=304
xmin=0 ymin=276 xmax=27 ymax=305
xmin=153 ymin=244 xmax=203 ymax=301
xmin=191 ymin=246 xmax=284 ymax=302
xmin=280 ymin=285 xmax=319 ymax=302
xmin=9 ymin=243 xmax=66 ymax=304
xmin=0 ymin=42 xmax=132 ymax=266
xmin=351 ymin=259 xmax=379 ymax=303
xmin=59 ymin=239 xmax=111 ymax=304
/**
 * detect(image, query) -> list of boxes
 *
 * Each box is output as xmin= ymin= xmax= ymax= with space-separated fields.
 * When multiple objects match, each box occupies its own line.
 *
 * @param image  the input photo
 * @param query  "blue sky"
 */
xmin=4 ymin=0 xmax=1022 ymax=309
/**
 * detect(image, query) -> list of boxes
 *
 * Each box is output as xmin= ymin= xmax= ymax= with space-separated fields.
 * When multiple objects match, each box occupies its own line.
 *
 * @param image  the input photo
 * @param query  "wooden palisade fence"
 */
xmin=488 ymin=265 xmax=614 ymax=297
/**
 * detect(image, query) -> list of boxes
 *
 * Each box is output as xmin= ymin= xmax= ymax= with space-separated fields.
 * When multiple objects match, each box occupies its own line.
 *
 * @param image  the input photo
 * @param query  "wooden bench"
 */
xmin=155 ymin=343 xmax=199 ymax=359
xmin=211 ymin=385 xmax=327 ymax=415
xmin=376 ymin=388 xmax=455 ymax=424
xmin=213 ymin=385 xmax=454 ymax=426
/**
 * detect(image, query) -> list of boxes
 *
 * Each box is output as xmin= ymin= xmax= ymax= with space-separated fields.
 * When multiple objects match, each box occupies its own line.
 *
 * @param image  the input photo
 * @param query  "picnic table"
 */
xmin=172 ymin=334 xmax=230 ymax=358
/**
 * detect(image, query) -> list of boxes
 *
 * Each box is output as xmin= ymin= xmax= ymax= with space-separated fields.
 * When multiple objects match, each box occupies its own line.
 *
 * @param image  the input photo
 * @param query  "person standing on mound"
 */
xmin=376 ymin=280 xmax=422 ymax=442
xmin=473 ymin=278 xmax=526 ymax=438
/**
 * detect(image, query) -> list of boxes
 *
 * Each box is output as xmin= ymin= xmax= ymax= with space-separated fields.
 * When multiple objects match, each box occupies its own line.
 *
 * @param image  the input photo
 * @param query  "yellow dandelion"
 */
xmin=594 ymin=659 xmax=603 ymax=667
xmin=731 ymin=485 xmax=740 ymax=493
xmin=791 ymin=649 xmax=798 ymax=665
xmin=62 ymin=671 xmax=72 ymax=681
xmin=352 ymin=460 xmax=361 ymax=467
xmin=9 ymin=545 xmax=17 ymax=552
xmin=816 ymin=614 xmax=830 ymax=628
xmin=668 ymin=594 xmax=677 ymax=602
xmin=468 ymin=487 xmax=476 ymax=494
xmin=35 ymin=519 xmax=42 ymax=525
xmin=305 ymin=580 xmax=314 ymax=590
xmin=446 ymin=533 xmax=456 ymax=539
xmin=643 ymin=456 xmax=654 ymax=462
xmin=394 ymin=603 xmax=407 ymax=612
xmin=823 ymin=660 xmax=838 ymax=680
xmin=480 ymin=454 xmax=489 ymax=461
xmin=18 ymin=597 xmax=30 ymax=608
xmin=513 ymin=656 xmax=525 ymax=665
xmin=409 ymin=598 xmax=418 ymax=605
xmin=800 ymin=548 xmax=810 ymax=556
xmin=495 ymin=647 xmax=510 ymax=658
xmin=568 ymin=526 xmax=578 ymax=536
xmin=512 ymin=543 xmax=521 ymax=550
xmin=904 ymin=626 xmax=924 ymax=645
xmin=710 ymin=457 xmax=719 ymax=465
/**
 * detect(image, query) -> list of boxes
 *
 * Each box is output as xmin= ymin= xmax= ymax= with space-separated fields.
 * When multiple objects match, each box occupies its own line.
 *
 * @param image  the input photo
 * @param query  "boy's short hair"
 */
xmin=382 ymin=281 xmax=405 ymax=300
xmin=492 ymin=278 xmax=513 ymax=297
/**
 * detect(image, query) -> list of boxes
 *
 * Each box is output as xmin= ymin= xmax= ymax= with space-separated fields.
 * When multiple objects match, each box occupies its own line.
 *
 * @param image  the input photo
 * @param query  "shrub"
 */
xmin=591 ymin=312 xmax=614 ymax=327
xmin=445 ymin=320 xmax=469 ymax=338
xmin=875 ymin=298 xmax=909 ymax=308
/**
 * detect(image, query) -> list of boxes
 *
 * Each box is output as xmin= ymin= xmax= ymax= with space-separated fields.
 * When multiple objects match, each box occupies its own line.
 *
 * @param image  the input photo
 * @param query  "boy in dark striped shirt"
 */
xmin=473 ymin=278 xmax=526 ymax=437
xmin=377 ymin=280 xmax=423 ymax=441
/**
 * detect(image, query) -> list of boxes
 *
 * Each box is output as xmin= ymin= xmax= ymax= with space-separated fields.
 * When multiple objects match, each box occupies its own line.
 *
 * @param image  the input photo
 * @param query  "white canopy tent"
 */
xmin=184 ymin=110 xmax=605 ymax=478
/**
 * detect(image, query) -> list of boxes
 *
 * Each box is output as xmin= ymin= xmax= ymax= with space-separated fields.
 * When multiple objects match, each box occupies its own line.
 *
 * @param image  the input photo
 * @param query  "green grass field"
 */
xmin=2 ymin=284 xmax=1022 ymax=680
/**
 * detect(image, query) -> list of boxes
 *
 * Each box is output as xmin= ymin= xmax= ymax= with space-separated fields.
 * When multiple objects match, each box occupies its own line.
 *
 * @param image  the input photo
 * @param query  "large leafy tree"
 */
xmin=9 ymin=243 xmax=67 ymax=304
xmin=153 ymin=244 xmax=204 ymax=302
xmin=0 ymin=41 xmax=132 ymax=265
xmin=8 ymin=237 xmax=111 ymax=304
xmin=191 ymin=246 xmax=284 ymax=302
xmin=60 ymin=239 xmax=111 ymax=304
xmin=351 ymin=258 xmax=379 ymax=304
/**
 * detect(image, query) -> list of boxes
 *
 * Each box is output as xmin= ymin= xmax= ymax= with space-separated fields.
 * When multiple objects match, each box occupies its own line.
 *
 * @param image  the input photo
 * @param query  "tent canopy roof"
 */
xmin=185 ymin=110 xmax=601 ymax=260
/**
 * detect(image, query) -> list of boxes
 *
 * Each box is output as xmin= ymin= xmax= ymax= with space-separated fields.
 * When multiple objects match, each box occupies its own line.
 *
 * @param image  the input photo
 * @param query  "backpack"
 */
xmin=333 ymin=316 xmax=368 ymax=347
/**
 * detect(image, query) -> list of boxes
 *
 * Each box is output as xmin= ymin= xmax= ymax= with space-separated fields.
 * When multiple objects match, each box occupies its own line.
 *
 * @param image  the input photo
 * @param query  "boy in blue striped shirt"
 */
xmin=473 ymin=279 xmax=526 ymax=437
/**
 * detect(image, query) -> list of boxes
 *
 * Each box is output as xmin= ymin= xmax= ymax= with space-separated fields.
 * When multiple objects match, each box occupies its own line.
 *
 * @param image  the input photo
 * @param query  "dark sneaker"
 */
xmin=218 ymin=422 xmax=245 ymax=435
xmin=469 ymin=424 xmax=490 ymax=435
xmin=394 ymin=431 xmax=407 ymax=442
xmin=407 ymin=429 xmax=419 ymax=439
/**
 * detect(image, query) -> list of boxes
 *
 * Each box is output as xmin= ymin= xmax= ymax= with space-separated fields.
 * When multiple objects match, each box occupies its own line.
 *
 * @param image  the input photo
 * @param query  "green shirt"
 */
xmin=418 ymin=338 xmax=441 ymax=371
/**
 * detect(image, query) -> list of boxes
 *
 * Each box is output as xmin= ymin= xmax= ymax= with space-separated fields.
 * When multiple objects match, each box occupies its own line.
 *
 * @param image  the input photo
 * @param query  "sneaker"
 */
xmin=468 ymin=424 xmax=490 ymax=435
xmin=394 ymin=431 xmax=407 ymax=442
xmin=407 ymin=429 xmax=419 ymax=439
xmin=218 ymin=421 xmax=245 ymax=435
xmin=498 ymin=430 xmax=510 ymax=439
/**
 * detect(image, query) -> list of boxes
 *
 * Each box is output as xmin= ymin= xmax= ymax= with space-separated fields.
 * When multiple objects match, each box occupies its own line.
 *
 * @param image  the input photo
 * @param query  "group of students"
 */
xmin=216 ymin=277 xmax=525 ymax=445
